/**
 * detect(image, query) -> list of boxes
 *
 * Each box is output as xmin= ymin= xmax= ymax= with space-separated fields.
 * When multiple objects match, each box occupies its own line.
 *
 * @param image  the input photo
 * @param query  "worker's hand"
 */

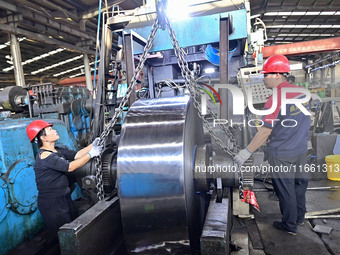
xmin=88 ymin=144 xmax=103 ymax=158
xmin=234 ymin=148 xmax=252 ymax=166
xmin=92 ymin=137 xmax=100 ymax=147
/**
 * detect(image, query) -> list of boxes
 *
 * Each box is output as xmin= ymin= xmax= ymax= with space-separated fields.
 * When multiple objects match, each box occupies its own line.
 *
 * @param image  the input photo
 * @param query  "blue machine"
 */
xmin=0 ymin=118 xmax=78 ymax=255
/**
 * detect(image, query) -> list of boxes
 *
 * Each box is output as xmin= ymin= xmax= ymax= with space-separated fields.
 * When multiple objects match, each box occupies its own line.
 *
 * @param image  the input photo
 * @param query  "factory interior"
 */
xmin=1 ymin=0 xmax=340 ymax=254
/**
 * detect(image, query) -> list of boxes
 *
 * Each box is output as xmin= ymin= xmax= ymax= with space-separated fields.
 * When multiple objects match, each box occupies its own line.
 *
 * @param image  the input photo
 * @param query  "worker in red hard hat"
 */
xmin=26 ymin=119 xmax=103 ymax=236
xmin=234 ymin=55 xmax=311 ymax=235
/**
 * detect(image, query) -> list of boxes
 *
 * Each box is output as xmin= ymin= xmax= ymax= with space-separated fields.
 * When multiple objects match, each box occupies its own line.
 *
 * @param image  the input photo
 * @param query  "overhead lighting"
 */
xmin=53 ymin=61 xmax=97 ymax=77
xmin=278 ymin=12 xmax=292 ymax=16
xmin=290 ymin=12 xmax=306 ymax=16
xmin=267 ymin=24 xmax=339 ymax=29
xmin=53 ymin=65 xmax=85 ymax=77
xmin=0 ymin=37 xmax=26 ymax=50
xmin=2 ymin=48 xmax=65 ymax=72
xmin=320 ymin=11 xmax=336 ymax=15
xmin=271 ymin=42 xmax=292 ymax=44
xmin=277 ymin=33 xmax=335 ymax=37
xmin=264 ymin=11 xmax=340 ymax=16
xmin=264 ymin=12 xmax=278 ymax=16
xmin=319 ymin=25 xmax=333 ymax=28
xmin=31 ymin=55 xmax=83 ymax=75
xmin=68 ymin=68 xmax=95 ymax=79
xmin=204 ymin=68 xmax=215 ymax=74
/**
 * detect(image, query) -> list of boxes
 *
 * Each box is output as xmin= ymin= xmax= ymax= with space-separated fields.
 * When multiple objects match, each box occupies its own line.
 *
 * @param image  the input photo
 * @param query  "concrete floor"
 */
xmin=233 ymin=175 xmax=340 ymax=255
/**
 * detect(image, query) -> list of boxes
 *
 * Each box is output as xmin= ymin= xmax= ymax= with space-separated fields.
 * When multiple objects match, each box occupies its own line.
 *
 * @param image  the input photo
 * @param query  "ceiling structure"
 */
xmin=251 ymin=0 xmax=340 ymax=45
xmin=0 ymin=0 xmax=339 ymax=87
xmin=0 ymin=0 xmax=143 ymax=87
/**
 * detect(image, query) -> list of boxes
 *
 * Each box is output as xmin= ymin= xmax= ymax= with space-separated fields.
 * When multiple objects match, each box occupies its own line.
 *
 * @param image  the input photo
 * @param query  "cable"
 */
xmin=253 ymin=18 xmax=267 ymax=42
xmin=93 ymin=0 xmax=103 ymax=90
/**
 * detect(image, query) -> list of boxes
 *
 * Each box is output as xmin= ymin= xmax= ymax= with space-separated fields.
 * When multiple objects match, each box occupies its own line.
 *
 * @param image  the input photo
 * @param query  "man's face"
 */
xmin=263 ymin=73 xmax=278 ymax=89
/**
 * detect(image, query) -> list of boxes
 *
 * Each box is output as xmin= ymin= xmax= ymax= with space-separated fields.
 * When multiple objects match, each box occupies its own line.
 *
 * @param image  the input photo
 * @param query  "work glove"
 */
xmin=88 ymin=144 xmax=103 ymax=158
xmin=92 ymin=137 xmax=100 ymax=146
xmin=234 ymin=148 xmax=252 ymax=166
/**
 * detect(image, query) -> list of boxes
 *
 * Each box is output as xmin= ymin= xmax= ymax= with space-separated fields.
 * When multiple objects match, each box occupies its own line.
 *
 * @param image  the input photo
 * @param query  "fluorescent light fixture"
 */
xmin=304 ymin=12 xmax=320 ymax=15
xmin=2 ymin=48 xmax=65 ymax=72
xmin=290 ymin=63 xmax=303 ymax=70
xmin=290 ymin=12 xmax=306 ymax=15
xmin=277 ymin=33 xmax=335 ymax=37
xmin=267 ymin=24 xmax=338 ymax=29
xmin=204 ymin=68 xmax=215 ymax=74
xmin=264 ymin=12 xmax=278 ymax=16
xmin=0 ymin=37 xmax=26 ymax=50
xmin=278 ymin=12 xmax=292 ymax=16
xmin=53 ymin=65 xmax=85 ymax=77
xmin=307 ymin=25 xmax=320 ymax=28
xmin=68 ymin=68 xmax=95 ymax=79
xmin=31 ymin=55 xmax=83 ymax=75
xmin=264 ymin=11 xmax=340 ymax=16
xmin=53 ymin=61 xmax=97 ymax=77
xmin=320 ymin=11 xmax=335 ymax=15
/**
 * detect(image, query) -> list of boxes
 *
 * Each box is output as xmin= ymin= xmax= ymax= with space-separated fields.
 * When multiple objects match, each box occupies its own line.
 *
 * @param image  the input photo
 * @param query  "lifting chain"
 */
xmin=93 ymin=13 xmax=242 ymax=201
xmin=93 ymin=19 xmax=160 ymax=201
xmin=165 ymin=16 xmax=239 ymax=156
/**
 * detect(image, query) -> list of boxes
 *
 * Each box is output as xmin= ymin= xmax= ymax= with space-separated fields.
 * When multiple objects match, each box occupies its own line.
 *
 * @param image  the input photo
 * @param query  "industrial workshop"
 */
xmin=0 ymin=0 xmax=340 ymax=254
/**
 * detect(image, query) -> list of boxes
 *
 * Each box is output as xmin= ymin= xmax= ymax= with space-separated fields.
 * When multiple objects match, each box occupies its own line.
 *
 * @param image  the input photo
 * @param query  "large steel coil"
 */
xmin=118 ymin=96 xmax=204 ymax=254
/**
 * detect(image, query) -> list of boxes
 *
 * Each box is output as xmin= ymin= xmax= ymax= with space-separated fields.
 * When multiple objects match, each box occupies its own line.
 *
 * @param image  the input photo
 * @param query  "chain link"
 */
xmin=93 ymin=15 xmax=242 ymax=200
xmin=165 ymin=16 xmax=238 ymax=156
xmin=93 ymin=19 xmax=160 ymax=201
xmin=94 ymin=157 xmax=104 ymax=200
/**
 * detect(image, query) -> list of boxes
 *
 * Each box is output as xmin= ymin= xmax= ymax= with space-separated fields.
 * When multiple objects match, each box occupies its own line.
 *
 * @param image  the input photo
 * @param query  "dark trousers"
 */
xmin=269 ymin=152 xmax=308 ymax=232
xmin=38 ymin=192 xmax=76 ymax=236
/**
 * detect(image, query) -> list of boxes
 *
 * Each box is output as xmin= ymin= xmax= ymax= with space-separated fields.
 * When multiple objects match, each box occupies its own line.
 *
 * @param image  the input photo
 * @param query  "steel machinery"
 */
xmin=1 ymin=1 xmax=257 ymax=254
xmin=0 ymin=84 xmax=94 ymax=255
xmin=58 ymin=1 xmax=256 ymax=255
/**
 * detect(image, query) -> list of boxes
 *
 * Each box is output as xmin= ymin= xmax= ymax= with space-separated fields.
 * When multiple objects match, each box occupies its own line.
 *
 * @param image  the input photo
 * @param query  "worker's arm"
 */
xmin=74 ymin=144 xmax=92 ymax=159
xmin=69 ymin=142 xmax=103 ymax=171
xmin=74 ymin=137 xmax=100 ymax=159
xmin=246 ymin=126 xmax=272 ymax=153
xmin=69 ymin=153 xmax=91 ymax=172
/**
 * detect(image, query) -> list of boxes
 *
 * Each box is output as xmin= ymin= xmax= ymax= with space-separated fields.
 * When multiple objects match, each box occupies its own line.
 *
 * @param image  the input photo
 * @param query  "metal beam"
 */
xmin=124 ymin=33 xmax=136 ymax=106
xmin=0 ymin=23 xmax=95 ymax=55
xmin=82 ymin=0 xmax=125 ymax=19
xmin=108 ymin=0 xmax=245 ymax=30
xmin=261 ymin=37 xmax=340 ymax=58
xmin=9 ymin=34 xmax=25 ymax=87
xmin=18 ymin=7 xmax=96 ymax=41
xmin=201 ymin=189 xmax=231 ymax=255
xmin=0 ymin=0 xmax=17 ymax=12
xmin=59 ymin=197 xmax=124 ymax=255
xmin=219 ymin=17 xmax=229 ymax=120
xmin=20 ymin=20 xmax=80 ymax=43
xmin=83 ymin=54 xmax=93 ymax=92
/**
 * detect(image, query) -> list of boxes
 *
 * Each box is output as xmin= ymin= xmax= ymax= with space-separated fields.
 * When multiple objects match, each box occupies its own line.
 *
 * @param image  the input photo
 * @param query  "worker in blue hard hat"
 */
xmin=26 ymin=119 xmax=103 ymax=236
xmin=234 ymin=55 xmax=311 ymax=235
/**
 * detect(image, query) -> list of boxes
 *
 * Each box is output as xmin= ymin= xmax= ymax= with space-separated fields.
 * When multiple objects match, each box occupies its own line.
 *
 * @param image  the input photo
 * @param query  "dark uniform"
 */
xmin=262 ymin=81 xmax=311 ymax=233
xmin=34 ymin=146 xmax=77 ymax=234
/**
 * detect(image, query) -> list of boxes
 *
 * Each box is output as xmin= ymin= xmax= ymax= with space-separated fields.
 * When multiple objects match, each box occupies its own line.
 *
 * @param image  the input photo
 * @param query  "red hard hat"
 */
xmin=261 ymin=55 xmax=290 ymax=74
xmin=26 ymin=120 xmax=53 ymax=142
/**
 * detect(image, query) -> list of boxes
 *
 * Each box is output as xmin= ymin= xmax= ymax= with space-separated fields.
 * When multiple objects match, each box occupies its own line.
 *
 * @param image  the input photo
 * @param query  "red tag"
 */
xmin=241 ymin=190 xmax=260 ymax=212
